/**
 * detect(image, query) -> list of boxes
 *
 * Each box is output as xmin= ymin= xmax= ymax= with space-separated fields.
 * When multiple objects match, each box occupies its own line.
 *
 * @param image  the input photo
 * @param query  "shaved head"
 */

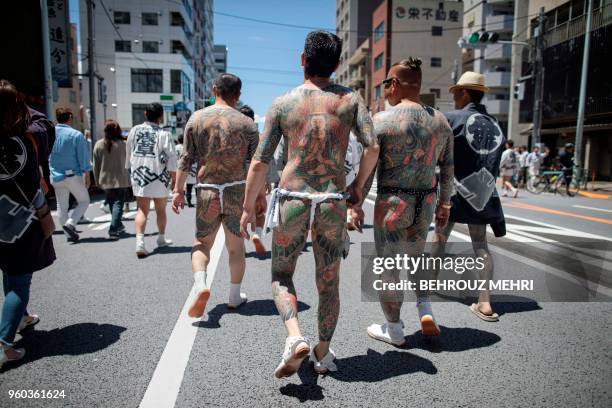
xmin=383 ymin=57 xmax=423 ymax=105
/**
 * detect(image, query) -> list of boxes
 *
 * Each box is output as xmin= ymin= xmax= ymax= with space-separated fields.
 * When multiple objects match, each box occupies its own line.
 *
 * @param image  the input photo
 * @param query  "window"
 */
xmin=430 ymin=57 xmax=442 ymax=67
xmin=181 ymin=72 xmax=191 ymax=101
xmin=374 ymin=53 xmax=384 ymax=71
xmin=113 ymin=11 xmax=130 ymax=24
xmin=374 ymin=22 xmax=385 ymax=41
xmin=171 ymin=70 xmax=182 ymax=93
xmin=131 ymin=69 xmax=163 ymax=93
xmin=142 ymin=12 xmax=159 ymax=26
xmin=375 ymin=85 xmax=381 ymax=101
xmin=115 ymin=40 xmax=131 ymax=52
xmin=170 ymin=12 xmax=184 ymax=26
xmin=430 ymin=88 xmax=441 ymax=98
xmin=132 ymin=104 xmax=148 ymax=126
xmin=431 ymin=26 xmax=443 ymax=36
xmin=142 ymin=41 xmax=159 ymax=53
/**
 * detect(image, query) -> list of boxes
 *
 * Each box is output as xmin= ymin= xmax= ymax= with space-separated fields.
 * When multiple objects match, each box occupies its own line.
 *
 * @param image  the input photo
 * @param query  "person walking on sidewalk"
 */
xmin=49 ymin=108 xmax=91 ymax=242
xmin=126 ymin=103 xmax=177 ymax=258
xmin=93 ymin=120 xmax=131 ymax=240
xmin=240 ymin=31 xmax=379 ymax=378
xmin=0 ymin=80 xmax=56 ymax=368
xmin=365 ymin=57 xmax=454 ymax=347
xmin=500 ymin=139 xmax=519 ymax=197
xmin=432 ymin=71 xmax=507 ymax=322
xmin=172 ymin=74 xmax=259 ymax=317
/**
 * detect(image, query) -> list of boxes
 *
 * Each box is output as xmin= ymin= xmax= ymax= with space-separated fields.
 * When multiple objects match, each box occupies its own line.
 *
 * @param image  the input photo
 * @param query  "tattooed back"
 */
xmin=373 ymin=104 xmax=454 ymax=194
xmin=253 ymin=84 xmax=375 ymax=194
xmin=179 ymin=105 xmax=259 ymax=184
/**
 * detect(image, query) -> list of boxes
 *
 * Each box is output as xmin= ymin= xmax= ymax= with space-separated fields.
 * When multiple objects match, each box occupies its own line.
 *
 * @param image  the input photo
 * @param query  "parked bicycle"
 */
xmin=528 ymin=169 xmax=577 ymax=196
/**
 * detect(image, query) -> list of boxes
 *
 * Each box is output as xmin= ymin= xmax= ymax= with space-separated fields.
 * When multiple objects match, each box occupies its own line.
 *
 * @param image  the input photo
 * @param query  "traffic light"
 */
xmin=513 ymin=82 xmax=525 ymax=101
xmin=204 ymin=96 xmax=215 ymax=107
xmin=459 ymin=30 xmax=500 ymax=49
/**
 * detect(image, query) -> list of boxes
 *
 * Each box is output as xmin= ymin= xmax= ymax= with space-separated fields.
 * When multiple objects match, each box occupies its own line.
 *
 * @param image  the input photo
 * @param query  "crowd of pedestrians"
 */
xmin=0 ymin=29 xmax=580 ymax=372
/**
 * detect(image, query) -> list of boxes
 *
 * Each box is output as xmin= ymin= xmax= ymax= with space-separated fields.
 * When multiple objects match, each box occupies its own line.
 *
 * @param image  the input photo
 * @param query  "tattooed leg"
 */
xmin=271 ymin=198 xmax=309 ymax=337
xmin=468 ymin=224 xmax=495 ymax=315
xmin=432 ymin=221 xmax=455 ymax=280
xmin=311 ymin=199 xmax=346 ymax=358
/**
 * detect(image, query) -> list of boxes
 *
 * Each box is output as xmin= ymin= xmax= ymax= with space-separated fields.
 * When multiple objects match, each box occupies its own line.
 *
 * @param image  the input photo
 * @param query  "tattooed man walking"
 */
xmin=366 ymin=58 xmax=454 ymax=346
xmin=172 ymin=74 xmax=259 ymax=317
xmin=240 ymin=31 xmax=379 ymax=377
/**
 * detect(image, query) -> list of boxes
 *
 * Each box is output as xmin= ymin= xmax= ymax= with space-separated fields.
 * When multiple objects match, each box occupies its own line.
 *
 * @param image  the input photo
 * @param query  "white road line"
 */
xmin=139 ymin=228 xmax=226 ymax=408
xmin=92 ymin=222 xmax=111 ymax=231
xmin=504 ymin=214 xmax=612 ymax=242
xmin=572 ymin=205 xmax=612 ymax=214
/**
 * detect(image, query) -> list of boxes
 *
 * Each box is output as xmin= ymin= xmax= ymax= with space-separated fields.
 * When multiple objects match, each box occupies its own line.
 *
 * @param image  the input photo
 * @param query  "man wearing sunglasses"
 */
xmin=366 ymin=57 xmax=454 ymax=347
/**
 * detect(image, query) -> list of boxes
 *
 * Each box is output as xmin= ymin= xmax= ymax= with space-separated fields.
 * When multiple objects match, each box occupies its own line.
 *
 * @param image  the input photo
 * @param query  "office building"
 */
xmin=335 ymin=0 xmax=384 ymax=87
xmin=370 ymin=0 xmax=464 ymax=113
xmin=80 ymin=0 xmax=215 ymax=138
xmin=214 ymin=44 xmax=228 ymax=74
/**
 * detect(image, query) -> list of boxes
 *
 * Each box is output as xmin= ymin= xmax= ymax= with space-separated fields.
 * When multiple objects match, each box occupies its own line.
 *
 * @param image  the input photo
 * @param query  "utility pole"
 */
xmin=531 ymin=7 xmax=546 ymax=147
xmin=40 ymin=0 xmax=54 ymax=121
xmin=451 ymin=59 xmax=459 ymax=84
xmin=574 ymin=0 xmax=593 ymax=182
xmin=87 ymin=0 xmax=96 ymax=143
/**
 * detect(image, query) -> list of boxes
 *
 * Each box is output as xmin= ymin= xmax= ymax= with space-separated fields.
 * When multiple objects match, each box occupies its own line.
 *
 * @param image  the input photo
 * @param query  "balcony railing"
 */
xmin=544 ymin=4 xmax=612 ymax=48
xmin=484 ymin=99 xmax=510 ymax=116
xmin=484 ymin=43 xmax=512 ymax=60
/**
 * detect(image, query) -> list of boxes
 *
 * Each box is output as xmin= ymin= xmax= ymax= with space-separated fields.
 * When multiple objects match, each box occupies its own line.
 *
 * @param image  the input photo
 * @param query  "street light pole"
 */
xmin=40 ymin=0 xmax=54 ymax=121
xmin=531 ymin=7 xmax=546 ymax=148
xmin=574 ymin=0 xmax=593 ymax=181
xmin=86 ymin=0 xmax=96 ymax=143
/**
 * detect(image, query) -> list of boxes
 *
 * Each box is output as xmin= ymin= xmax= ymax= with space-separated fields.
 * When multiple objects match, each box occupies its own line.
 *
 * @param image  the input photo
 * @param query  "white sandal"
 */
xmin=17 ymin=315 xmax=40 ymax=333
xmin=309 ymin=346 xmax=337 ymax=374
xmin=274 ymin=336 xmax=311 ymax=378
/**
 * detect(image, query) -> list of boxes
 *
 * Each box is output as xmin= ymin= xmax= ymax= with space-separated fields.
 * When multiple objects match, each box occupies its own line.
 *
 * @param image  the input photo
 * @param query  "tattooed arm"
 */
xmin=435 ymin=112 xmax=454 ymax=228
xmin=348 ymin=93 xmax=379 ymax=207
xmin=241 ymin=100 xmax=283 ymax=238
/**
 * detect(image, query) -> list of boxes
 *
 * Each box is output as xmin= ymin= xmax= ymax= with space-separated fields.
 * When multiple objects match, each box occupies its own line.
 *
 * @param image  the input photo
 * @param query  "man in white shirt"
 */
xmin=499 ymin=140 xmax=519 ymax=197
xmin=126 ymin=103 xmax=177 ymax=258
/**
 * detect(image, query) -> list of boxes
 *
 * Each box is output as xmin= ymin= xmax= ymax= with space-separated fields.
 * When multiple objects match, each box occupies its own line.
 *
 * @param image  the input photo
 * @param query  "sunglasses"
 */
xmin=381 ymin=77 xmax=398 ymax=87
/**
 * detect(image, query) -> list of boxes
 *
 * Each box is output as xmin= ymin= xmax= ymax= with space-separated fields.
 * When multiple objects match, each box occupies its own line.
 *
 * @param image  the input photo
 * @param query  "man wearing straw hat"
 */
xmin=432 ymin=71 xmax=507 ymax=322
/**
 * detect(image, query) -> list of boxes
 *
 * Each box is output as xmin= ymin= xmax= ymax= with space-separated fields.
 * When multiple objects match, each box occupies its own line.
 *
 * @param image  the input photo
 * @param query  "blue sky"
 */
xmin=214 ymin=0 xmax=336 ymax=121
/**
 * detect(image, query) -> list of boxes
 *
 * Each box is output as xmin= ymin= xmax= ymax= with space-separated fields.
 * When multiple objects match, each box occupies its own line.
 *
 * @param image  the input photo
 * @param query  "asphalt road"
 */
xmin=1 ymin=188 xmax=611 ymax=407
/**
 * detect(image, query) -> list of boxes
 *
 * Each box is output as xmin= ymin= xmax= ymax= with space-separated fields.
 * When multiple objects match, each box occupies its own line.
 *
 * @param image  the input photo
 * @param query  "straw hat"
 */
xmin=449 ymin=71 xmax=489 ymax=93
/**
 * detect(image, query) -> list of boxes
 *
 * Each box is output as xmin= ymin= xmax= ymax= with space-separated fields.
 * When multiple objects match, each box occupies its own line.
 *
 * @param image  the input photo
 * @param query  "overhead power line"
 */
xmin=213 ymin=10 xmax=540 ymax=35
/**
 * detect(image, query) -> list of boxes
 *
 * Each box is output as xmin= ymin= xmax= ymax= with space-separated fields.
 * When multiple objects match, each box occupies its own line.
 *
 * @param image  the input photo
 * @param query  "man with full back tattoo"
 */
xmin=240 ymin=31 xmax=379 ymax=378
xmin=366 ymin=57 xmax=454 ymax=346
xmin=172 ymin=73 xmax=260 ymax=318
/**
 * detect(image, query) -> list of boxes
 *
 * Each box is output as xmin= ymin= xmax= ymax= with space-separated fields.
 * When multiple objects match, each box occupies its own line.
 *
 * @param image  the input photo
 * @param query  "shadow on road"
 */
xmin=153 ymin=245 xmax=193 ymax=255
xmin=329 ymin=349 xmax=437 ymax=382
xmin=0 ymin=323 xmax=126 ymax=372
xmin=246 ymin=250 xmax=270 ymax=260
xmin=195 ymin=299 xmax=311 ymax=329
xmin=431 ymin=292 xmax=542 ymax=316
xmin=404 ymin=326 xmax=501 ymax=353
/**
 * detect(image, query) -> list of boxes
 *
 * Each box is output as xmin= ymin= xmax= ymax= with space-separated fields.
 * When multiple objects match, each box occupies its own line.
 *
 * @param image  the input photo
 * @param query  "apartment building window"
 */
xmin=431 ymin=26 xmax=443 ymax=36
xmin=374 ymin=53 xmax=384 ymax=71
xmin=132 ymin=104 xmax=148 ymax=126
xmin=171 ymin=70 xmax=182 ymax=93
xmin=374 ymin=22 xmax=385 ymax=41
xmin=430 ymin=57 xmax=442 ymax=67
xmin=115 ymin=40 xmax=131 ymax=52
xmin=142 ymin=41 xmax=159 ymax=53
xmin=429 ymin=88 xmax=441 ymax=98
xmin=113 ymin=11 xmax=130 ymax=24
xmin=375 ymin=85 xmax=381 ymax=102
xmin=142 ymin=12 xmax=159 ymax=26
xmin=131 ymin=69 xmax=163 ymax=93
